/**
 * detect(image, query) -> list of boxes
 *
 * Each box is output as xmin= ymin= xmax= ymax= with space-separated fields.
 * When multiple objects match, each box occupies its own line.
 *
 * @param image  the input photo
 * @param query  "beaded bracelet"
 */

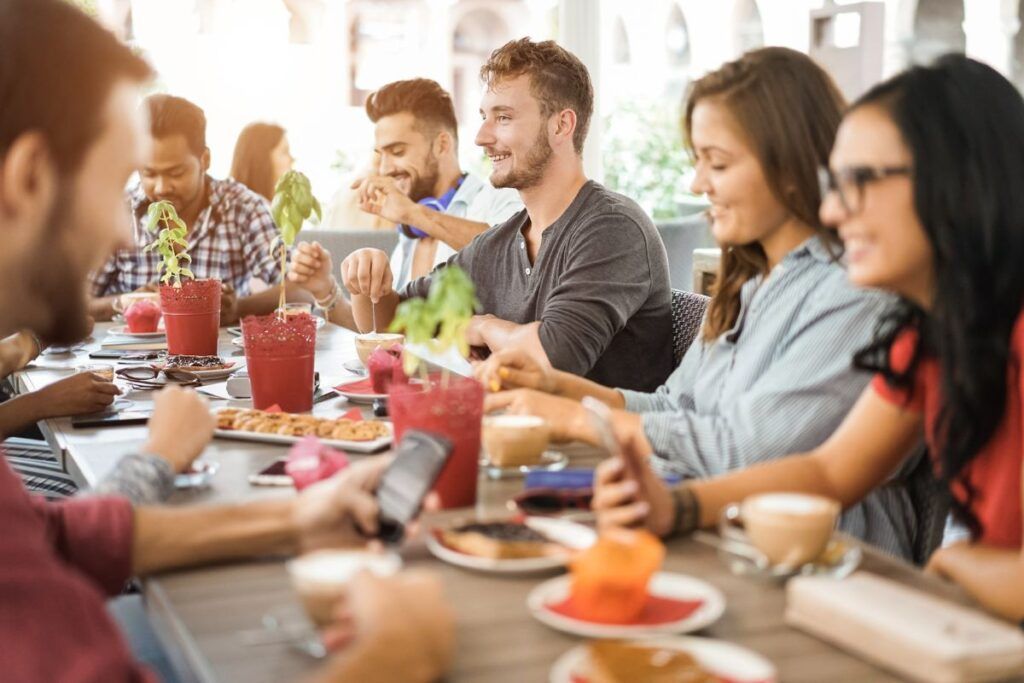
xmin=314 ymin=277 xmax=342 ymax=312
xmin=670 ymin=485 xmax=701 ymax=538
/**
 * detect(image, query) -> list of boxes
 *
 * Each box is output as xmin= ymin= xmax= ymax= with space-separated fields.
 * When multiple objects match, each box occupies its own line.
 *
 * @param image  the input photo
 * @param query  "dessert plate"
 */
xmin=426 ymin=517 xmax=596 ymax=574
xmin=549 ymin=637 xmax=777 ymax=683
xmin=333 ymin=377 xmax=423 ymax=404
xmin=528 ymin=572 xmax=725 ymax=638
xmin=160 ymin=360 xmax=243 ymax=381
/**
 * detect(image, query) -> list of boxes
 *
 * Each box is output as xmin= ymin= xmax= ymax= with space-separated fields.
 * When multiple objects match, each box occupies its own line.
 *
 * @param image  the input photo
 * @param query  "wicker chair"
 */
xmin=670 ymin=289 xmax=710 ymax=366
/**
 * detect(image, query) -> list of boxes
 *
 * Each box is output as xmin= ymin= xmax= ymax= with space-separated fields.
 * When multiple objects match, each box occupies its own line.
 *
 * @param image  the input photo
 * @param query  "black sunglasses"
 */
xmin=116 ymin=366 xmax=202 ymax=388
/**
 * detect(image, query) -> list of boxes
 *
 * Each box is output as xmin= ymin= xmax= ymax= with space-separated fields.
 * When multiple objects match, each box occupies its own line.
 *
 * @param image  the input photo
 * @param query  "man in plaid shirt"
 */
xmin=90 ymin=95 xmax=285 ymax=324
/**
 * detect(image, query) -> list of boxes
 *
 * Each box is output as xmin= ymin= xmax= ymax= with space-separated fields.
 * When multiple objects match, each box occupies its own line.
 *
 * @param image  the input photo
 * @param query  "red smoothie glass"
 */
xmin=242 ymin=312 xmax=317 ymax=413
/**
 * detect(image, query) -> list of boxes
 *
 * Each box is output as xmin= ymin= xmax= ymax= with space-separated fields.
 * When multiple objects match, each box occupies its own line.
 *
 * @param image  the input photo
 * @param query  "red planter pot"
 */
xmin=389 ymin=377 xmax=483 ymax=509
xmin=242 ymin=312 xmax=317 ymax=413
xmin=160 ymin=279 xmax=220 ymax=356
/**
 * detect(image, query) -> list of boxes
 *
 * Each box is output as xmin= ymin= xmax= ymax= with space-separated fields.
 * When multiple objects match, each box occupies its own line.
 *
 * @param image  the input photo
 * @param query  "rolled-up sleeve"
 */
xmin=537 ymin=217 xmax=653 ymax=375
xmin=645 ymin=290 xmax=882 ymax=478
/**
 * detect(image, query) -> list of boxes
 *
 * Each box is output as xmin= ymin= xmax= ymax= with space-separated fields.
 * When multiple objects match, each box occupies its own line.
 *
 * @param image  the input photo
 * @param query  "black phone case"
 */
xmin=71 ymin=412 xmax=150 ymax=429
xmin=375 ymin=430 xmax=453 ymax=543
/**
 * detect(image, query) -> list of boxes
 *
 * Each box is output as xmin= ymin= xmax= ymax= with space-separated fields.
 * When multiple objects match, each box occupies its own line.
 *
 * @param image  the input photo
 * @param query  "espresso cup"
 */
xmin=353 ymin=332 xmax=404 ymax=366
xmin=286 ymin=549 xmax=401 ymax=628
xmin=720 ymin=492 xmax=840 ymax=567
xmin=482 ymin=414 xmax=550 ymax=467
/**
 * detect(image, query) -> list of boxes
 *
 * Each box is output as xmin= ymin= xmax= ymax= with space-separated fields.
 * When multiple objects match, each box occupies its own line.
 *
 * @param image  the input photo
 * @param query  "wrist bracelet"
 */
xmin=314 ymin=277 xmax=341 ymax=312
xmin=670 ymin=485 xmax=701 ymax=538
xmin=25 ymin=330 xmax=44 ymax=358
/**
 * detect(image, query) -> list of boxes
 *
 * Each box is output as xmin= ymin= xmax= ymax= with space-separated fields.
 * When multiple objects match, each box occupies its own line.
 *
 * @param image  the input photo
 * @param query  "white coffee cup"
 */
xmin=287 ymin=549 xmax=401 ymax=627
xmin=720 ymin=492 xmax=840 ymax=567
xmin=354 ymin=332 xmax=405 ymax=366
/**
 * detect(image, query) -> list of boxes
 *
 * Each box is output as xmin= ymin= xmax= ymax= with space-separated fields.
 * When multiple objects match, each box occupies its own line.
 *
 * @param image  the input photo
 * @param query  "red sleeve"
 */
xmin=871 ymin=328 xmax=925 ymax=412
xmin=0 ymin=459 xmax=155 ymax=682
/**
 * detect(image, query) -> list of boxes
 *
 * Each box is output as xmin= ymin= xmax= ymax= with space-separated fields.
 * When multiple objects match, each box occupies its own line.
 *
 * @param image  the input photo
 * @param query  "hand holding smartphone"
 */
xmin=581 ymin=396 xmax=647 ymax=499
xmin=374 ymin=430 xmax=453 ymax=543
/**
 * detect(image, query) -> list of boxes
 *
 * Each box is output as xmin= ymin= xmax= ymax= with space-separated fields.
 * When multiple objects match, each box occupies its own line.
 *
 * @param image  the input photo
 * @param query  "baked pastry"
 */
xmin=586 ymin=641 xmax=720 ymax=683
xmin=164 ymin=354 xmax=229 ymax=371
xmin=440 ymin=522 xmax=559 ymax=559
xmin=215 ymin=408 xmax=389 ymax=441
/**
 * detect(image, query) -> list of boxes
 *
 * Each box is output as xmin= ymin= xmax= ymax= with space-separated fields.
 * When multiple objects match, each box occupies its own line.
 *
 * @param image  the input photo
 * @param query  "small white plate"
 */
xmin=483 ymin=450 xmax=569 ymax=480
xmin=528 ymin=572 xmax=726 ymax=638
xmin=427 ymin=517 xmax=597 ymax=574
xmin=549 ymin=637 xmax=777 ymax=683
xmin=108 ymin=324 xmax=165 ymax=338
xmin=213 ymin=420 xmax=393 ymax=454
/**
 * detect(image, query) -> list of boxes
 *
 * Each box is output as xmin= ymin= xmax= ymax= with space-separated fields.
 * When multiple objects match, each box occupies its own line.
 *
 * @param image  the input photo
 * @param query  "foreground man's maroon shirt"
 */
xmin=0 ymin=456 xmax=154 ymax=681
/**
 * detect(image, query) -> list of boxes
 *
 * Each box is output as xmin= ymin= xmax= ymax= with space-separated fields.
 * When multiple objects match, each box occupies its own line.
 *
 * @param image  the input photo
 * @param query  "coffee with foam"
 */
xmin=287 ymin=550 xmax=401 ymax=626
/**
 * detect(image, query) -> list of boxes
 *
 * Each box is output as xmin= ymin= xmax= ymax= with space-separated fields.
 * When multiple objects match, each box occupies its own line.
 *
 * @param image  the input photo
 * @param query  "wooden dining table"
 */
xmin=14 ymin=321 xmax=1021 ymax=683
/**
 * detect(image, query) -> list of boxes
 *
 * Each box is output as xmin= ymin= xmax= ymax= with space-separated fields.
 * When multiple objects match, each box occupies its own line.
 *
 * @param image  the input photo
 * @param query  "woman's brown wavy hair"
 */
xmin=683 ymin=47 xmax=846 ymax=341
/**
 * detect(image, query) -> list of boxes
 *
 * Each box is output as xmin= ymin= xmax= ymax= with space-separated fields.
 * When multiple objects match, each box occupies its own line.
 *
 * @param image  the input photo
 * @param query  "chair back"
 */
xmin=299 ymin=228 xmax=400 ymax=270
xmin=671 ymin=289 xmax=709 ymax=366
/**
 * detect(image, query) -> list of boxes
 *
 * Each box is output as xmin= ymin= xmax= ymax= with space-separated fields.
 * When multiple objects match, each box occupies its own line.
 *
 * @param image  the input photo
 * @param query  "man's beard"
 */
xmin=490 ymin=126 xmax=553 ymax=191
xmin=20 ymin=193 xmax=91 ymax=346
xmin=407 ymin=153 xmax=440 ymax=202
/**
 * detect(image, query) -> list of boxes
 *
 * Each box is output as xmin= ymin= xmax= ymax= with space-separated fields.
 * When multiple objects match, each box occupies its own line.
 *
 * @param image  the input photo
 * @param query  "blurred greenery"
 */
xmin=65 ymin=0 xmax=97 ymax=17
xmin=603 ymin=99 xmax=696 ymax=220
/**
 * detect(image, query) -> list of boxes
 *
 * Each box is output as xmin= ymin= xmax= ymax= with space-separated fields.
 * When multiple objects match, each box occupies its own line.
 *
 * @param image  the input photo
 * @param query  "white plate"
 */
xmin=528 ymin=572 xmax=726 ymax=638
xmin=108 ymin=325 xmax=165 ymax=338
xmin=549 ymin=637 xmax=777 ymax=683
xmin=213 ymin=420 xmax=393 ymax=454
xmin=426 ymin=517 xmax=597 ymax=575
xmin=162 ymin=361 xmax=243 ymax=381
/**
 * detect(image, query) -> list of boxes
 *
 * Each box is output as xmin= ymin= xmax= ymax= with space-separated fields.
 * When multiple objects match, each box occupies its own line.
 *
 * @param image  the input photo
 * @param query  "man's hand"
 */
xmin=293 ymin=456 xmax=392 ymax=551
xmin=220 ymin=284 xmax=239 ymax=326
xmin=33 ymin=372 xmax=120 ymax=418
xmin=317 ymin=571 xmax=455 ymax=683
xmin=474 ymin=347 xmax=557 ymax=394
xmin=288 ymin=241 xmax=335 ymax=301
xmin=340 ymin=249 xmax=394 ymax=304
xmin=354 ymin=175 xmax=420 ymax=227
xmin=141 ymin=386 xmax=215 ymax=473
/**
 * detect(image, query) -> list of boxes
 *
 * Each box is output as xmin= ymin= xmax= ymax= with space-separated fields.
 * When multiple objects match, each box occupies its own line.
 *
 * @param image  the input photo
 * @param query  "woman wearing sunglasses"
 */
xmin=479 ymin=47 xmax=919 ymax=558
xmin=594 ymin=54 xmax=1024 ymax=621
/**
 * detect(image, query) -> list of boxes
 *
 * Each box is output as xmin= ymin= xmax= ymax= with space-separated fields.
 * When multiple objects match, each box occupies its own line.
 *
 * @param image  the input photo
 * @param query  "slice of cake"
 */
xmin=586 ymin=641 xmax=720 ymax=683
xmin=441 ymin=522 xmax=554 ymax=559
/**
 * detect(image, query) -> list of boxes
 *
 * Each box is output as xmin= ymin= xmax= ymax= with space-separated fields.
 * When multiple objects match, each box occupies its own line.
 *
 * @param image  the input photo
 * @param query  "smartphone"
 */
xmin=375 ymin=430 xmax=453 ymax=543
xmin=581 ymin=396 xmax=647 ymax=495
xmin=247 ymin=459 xmax=292 ymax=487
xmin=71 ymin=410 xmax=151 ymax=429
xmin=89 ymin=349 xmax=130 ymax=359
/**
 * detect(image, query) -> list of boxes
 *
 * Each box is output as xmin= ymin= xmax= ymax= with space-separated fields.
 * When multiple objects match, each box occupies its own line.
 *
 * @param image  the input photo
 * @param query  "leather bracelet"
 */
xmin=314 ymin=277 xmax=341 ymax=312
xmin=670 ymin=485 xmax=701 ymax=538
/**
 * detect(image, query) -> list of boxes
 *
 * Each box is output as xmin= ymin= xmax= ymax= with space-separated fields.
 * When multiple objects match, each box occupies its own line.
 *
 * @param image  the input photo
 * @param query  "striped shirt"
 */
xmin=620 ymin=235 xmax=917 ymax=558
xmin=91 ymin=176 xmax=282 ymax=297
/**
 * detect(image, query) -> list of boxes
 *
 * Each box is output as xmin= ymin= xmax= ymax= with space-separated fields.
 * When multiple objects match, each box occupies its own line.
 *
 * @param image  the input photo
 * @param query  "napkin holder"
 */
xmin=785 ymin=571 xmax=1024 ymax=682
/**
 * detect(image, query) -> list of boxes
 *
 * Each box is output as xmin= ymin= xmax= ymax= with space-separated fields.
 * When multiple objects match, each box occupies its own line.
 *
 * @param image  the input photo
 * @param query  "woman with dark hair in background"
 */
xmin=230 ymin=122 xmax=293 ymax=201
xmin=595 ymin=53 xmax=1024 ymax=621
xmin=479 ymin=47 xmax=919 ymax=559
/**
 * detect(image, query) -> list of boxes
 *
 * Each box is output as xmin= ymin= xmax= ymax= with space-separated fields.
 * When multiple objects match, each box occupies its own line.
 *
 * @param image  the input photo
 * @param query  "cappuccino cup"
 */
xmin=483 ymin=414 xmax=550 ymax=467
xmin=720 ymin=492 xmax=840 ymax=567
xmin=353 ymin=332 xmax=404 ymax=366
xmin=286 ymin=549 xmax=401 ymax=627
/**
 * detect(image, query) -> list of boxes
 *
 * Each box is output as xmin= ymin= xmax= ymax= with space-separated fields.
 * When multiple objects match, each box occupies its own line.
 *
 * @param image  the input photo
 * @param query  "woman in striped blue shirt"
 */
xmin=594 ymin=55 xmax=1024 ymax=620
xmin=479 ymin=48 xmax=918 ymax=559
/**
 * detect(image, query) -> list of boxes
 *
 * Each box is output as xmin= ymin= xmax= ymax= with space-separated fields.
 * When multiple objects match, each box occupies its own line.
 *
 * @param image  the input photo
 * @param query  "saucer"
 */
xmin=108 ymin=325 xmax=165 ymax=338
xmin=342 ymin=359 xmax=366 ymax=375
xmin=482 ymin=450 xmax=568 ymax=480
xmin=714 ymin=533 xmax=862 ymax=580
xmin=238 ymin=607 xmax=325 ymax=660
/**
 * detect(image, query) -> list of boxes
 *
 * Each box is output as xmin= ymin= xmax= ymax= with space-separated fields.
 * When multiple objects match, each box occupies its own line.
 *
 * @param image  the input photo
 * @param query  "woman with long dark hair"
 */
xmin=480 ymin=48 xmax=919 ymax=558
xmin=594 ymin=54 xmax=1024 ymax=620
xmin=230 ymin=122 xmax=293 ymax=201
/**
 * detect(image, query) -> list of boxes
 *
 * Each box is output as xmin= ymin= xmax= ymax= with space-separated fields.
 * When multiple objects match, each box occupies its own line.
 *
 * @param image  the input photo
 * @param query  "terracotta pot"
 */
xmin=159 ymin=279 xmax=220 ymax=356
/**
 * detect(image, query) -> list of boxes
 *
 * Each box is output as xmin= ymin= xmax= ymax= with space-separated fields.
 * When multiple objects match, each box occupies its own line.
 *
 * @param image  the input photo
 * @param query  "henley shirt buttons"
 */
xmin=525 ymin=267 xmax=532 ymax=275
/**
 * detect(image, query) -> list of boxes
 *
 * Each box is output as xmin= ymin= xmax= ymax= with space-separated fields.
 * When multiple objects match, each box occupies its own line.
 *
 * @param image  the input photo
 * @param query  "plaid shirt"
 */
xmin=91 ymin=176 xmax=283 ymax=297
